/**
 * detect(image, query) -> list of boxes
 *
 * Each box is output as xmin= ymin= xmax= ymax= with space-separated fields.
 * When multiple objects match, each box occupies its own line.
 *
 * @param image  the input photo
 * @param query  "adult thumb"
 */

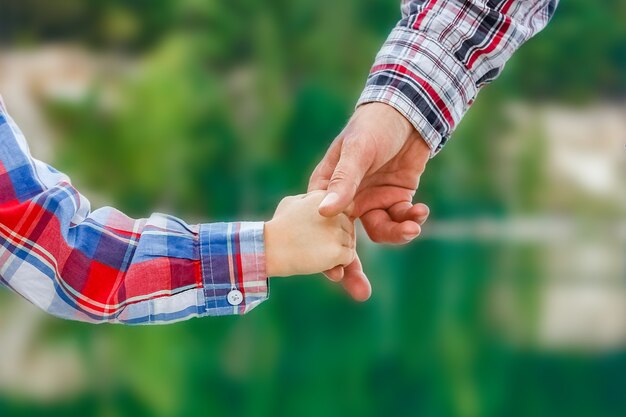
xmin=318 ymin=138 xmax=368 ymax=217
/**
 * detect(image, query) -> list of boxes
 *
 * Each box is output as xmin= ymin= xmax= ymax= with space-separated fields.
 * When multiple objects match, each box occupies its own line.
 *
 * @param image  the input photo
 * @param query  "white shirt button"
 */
xmin=227 ymin=289 xmax=243 ymax=306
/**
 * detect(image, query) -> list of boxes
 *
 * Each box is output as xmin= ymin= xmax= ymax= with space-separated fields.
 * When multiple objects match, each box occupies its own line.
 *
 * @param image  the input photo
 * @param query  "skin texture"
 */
xmin=264 ymin=191 xmax=355 ymax=277
xmin=308 ymin=102 xmax=431 ymax=301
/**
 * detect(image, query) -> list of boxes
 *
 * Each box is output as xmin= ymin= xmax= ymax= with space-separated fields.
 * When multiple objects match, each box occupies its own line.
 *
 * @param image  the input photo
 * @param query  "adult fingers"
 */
xmin=341 ymin=254 xmax=371 ymax=302
xmin=388 ymin=201 xmax=430 ymax=225
xmin=318 ymin=138 xmax=371 ymax=217
xmin=351 ymin=185 xmax=415 ymax=218
xmin=308 ymin=137 xmax=343 ymax=192
xmin=414 ymin=203 xmax=430 ymax=225
xmin=361 ymin=209 xmax=421 ymax=244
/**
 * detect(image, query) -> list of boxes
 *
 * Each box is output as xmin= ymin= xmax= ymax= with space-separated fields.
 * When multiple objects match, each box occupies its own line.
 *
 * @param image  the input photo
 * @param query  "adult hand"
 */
xmin=308 ymin=102 xmax=431 ymax=301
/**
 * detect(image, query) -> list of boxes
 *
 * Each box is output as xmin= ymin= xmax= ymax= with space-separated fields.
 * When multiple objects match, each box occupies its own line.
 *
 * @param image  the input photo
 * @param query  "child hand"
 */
xmin=264 ymin=191 xmax=355 ymax=277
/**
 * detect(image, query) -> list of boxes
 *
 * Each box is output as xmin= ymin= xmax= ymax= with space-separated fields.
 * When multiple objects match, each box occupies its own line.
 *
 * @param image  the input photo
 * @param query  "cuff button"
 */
xmin=227 ymin=289 xmax=243 ymax=306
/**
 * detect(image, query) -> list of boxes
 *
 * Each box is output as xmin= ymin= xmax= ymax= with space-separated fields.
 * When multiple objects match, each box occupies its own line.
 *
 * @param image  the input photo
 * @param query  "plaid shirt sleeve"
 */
xmin=0 ymin=101 xmax=268 ymax=325
xmin=358 ymin=0 xmax=559 ymax=155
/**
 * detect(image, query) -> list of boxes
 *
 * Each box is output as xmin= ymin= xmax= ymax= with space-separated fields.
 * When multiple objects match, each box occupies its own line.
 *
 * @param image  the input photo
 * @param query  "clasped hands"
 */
xmin=264 ymin=103 xmax=431 ymax=300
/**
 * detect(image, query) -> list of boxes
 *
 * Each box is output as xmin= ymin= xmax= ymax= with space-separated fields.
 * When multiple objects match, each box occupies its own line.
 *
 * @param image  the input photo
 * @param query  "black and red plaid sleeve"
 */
xmin=358 ymin=0 xmax=558 ymax=155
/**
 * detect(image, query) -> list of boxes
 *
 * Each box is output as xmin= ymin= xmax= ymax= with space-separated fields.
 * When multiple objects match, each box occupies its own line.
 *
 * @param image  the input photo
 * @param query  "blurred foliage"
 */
xmin=0 ymin=1 xmax=625 ymax=417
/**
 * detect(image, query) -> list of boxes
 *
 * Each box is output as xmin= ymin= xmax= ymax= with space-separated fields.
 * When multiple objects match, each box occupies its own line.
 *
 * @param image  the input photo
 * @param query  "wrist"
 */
xmin=358 ymin=101 xmax=433 ymax=160
xmin=264 ymin=220 xmax=287 ymax=277
xmin=411 ymin=128 xmax=432 ymax=169
xmin=381 ymin=102 xmax=432 ymax=166
xmin=358 ymin=102 xmax=414 ymax=141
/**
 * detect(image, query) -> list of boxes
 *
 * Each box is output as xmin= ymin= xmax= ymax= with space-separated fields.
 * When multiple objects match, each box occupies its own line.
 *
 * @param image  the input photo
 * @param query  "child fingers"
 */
xmin=338 ymin=214 xmax=355 ymax=235
xmin=324 ymin=266 xmax=345 ymax=282
xmin=337 ymin=246 xmax=356 ymax=267
xmin=336 ymin=226 xmax=355 ymax=248
xmin=342 ymin=201 xmax=356 ymax=218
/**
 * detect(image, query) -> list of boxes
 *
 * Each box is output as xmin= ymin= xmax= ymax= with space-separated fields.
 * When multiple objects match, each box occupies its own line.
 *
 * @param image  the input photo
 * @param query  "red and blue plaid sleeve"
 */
xmin=358 ymin=0 xmax=558 ymax=155
xmin=0 ymin=101 xmax=268 ymax=324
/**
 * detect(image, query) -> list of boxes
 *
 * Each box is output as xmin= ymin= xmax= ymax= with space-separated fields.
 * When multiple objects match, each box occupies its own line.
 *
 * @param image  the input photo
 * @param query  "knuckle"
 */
xmin=332 ymin=227 xmax=343 ymax=239
xmin=333 ymin=243 xmax=345 ymax=259
xmin=328 ymin=171 xmax=358 ymax=191
xmin=329 ymin=170 xmax=349 ymax=183
xmin=342 ymin=249 xmax=355 ymax=266
xmin=338 ymin=212 xmax=350 ymax=222
xmin=366 ymin=229 xmax=385 ymax=244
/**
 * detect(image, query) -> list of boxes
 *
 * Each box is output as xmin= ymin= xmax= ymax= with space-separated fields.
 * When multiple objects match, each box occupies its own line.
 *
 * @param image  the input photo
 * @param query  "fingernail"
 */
xmin=320 ymin=192 xmax=339 ymax=209
xmin=403 ymin=233 xmax=419 ymax=241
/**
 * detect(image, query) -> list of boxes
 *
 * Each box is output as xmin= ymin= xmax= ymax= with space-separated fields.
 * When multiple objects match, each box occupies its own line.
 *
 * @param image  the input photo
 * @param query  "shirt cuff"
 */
xmin=357 ymin=26 xmax=478 ymax=157
xmin=198 ymin=221 xmax=269 ymax=315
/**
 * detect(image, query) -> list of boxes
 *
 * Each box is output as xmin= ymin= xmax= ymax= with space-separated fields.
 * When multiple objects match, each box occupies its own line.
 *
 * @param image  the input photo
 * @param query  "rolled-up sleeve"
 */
xmin=358 ymin=0 xmax=559 ymax=155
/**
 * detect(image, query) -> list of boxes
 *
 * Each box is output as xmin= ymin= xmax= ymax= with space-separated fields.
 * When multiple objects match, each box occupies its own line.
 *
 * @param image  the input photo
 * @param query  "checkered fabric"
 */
xmin=358 ymin=0 xmax=558 ymax=155
xmin=0 ymin=0 xmax=559 ymax=324
xmin=0 ymin=102 xmax=268 ymax=324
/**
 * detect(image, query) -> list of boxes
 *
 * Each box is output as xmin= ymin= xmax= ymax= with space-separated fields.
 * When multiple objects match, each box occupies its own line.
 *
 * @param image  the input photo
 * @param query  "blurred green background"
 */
xmin=0 ymin=1 xmax=625 ymax=416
